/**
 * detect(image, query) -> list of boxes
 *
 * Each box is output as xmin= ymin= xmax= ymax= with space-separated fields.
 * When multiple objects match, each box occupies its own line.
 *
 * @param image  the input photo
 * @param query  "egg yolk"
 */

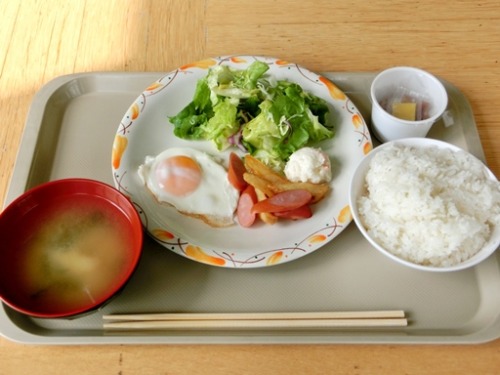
xmin=155 ymin=155 xmax=202 ymax=196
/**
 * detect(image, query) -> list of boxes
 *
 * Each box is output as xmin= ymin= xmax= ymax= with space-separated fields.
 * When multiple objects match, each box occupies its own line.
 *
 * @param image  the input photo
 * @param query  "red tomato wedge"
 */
xmin=227 ymin=152 xmax=247 ymax=191
xmin=273 ymin=204 xmax=313 ymax=220
xmin=251 ymin=189 xmax=312 ymax=214
xmin=237 ymin=185 xmax=258 ymax=227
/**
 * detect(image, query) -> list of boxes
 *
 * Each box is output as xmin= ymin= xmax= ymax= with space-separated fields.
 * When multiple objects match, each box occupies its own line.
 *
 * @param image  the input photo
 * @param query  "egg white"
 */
xmin=138 ymin=148 xmax=239 ymax=223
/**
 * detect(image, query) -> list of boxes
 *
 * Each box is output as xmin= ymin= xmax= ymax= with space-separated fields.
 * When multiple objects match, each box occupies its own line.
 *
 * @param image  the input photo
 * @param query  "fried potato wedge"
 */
xmin=243 ymin=155 xmax=288 ymax=184
xmin=243 ymin=154 xmax=331 ymax=204
xmin=243 ymin=173 xmax=275 ymax=198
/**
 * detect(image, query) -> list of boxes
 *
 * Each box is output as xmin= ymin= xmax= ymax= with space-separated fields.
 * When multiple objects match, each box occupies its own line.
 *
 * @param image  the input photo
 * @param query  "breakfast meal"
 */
xmin=357 ymin=144 xmax=500 ymax=267
xmin=138 ymin=61 xmax=336 ymax=228
xmin=19 ymin=198 xmax=136 ymax=312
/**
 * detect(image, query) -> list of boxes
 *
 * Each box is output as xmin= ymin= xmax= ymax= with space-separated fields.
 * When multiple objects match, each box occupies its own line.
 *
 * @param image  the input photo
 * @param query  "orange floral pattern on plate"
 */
xmin=338 ymin=205 xmax=352 ymax=224
xmin=308 ymin=234 xmax=327 ymax=244
xmin=112 ymin=135 xmax=128 ymax=169
xmin=266 ymin=251 xmax=283 ymax=265
xmin=151 ymin=228 xmax=175 ymax=241
xmin=185 ymin=245 xmax=226 ymax=266
xmin=230 ymin=56 xmax=247 ymax=63
xmin=180 ymin=59 xmax=217 ymax=70
xmin=319 ymin=76 xmax=346 ymax=101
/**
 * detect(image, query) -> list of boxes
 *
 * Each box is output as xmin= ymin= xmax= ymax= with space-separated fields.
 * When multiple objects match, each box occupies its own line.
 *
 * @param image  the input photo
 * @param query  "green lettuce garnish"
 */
xmin=169 ymin=60 xmax=334 ymax=168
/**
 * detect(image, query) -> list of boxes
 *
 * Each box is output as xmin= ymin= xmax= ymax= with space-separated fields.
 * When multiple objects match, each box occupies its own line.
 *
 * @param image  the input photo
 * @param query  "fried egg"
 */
xmin=138 ymin=148 xmax=239 ymax=227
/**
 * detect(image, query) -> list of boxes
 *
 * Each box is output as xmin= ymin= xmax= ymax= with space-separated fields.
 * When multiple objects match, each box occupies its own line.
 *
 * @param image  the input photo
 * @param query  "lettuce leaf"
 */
xmin=169 ymin=79 xmax=213 ymax=139
xmin=207 ymin=61 xmax=270 ymax=100
xmin=199 ymin=99 xmax=239 ymax=150
xmin=169 ymin=61 xmax=270 ymax=148
xmin=242 ymin=82 xmax=333 ymax=168
xmin=168 ymin=61 xmax=334 ymax=167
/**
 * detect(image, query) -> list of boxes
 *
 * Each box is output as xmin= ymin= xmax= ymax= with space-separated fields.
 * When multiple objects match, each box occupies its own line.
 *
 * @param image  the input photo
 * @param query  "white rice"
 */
xmin=358 ymin=144 xmax=500 ymax=267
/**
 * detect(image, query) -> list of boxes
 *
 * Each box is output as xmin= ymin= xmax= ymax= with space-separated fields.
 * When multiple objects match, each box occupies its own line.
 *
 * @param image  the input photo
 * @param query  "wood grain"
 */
xmin=0 ymin=0 xmax=499 ymax=374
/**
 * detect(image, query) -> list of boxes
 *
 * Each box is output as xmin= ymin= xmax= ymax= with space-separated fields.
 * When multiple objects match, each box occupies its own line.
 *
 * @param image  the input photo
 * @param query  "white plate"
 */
xmin=112 ymin=56 xmax=372 ymax=268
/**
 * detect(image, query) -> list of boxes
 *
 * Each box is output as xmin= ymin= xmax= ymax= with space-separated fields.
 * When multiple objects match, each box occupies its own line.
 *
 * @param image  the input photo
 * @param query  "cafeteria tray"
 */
xmin=1 ymin=72 xmax=499 ymax=345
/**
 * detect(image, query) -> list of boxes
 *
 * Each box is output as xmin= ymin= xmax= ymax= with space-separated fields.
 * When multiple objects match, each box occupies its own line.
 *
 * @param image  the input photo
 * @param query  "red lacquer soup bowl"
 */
xmin=0 ymin=179 xmax=143 ymax=318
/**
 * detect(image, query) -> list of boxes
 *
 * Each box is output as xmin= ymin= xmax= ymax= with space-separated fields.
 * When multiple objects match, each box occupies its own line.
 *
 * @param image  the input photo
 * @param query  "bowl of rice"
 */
xmin=349 ymin=138 xmax=500 ymax=272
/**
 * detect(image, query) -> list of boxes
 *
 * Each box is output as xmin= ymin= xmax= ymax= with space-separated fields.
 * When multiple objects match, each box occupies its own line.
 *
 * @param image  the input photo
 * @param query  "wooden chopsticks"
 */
xmin=103 ymin=310 xmax=408 ymax=330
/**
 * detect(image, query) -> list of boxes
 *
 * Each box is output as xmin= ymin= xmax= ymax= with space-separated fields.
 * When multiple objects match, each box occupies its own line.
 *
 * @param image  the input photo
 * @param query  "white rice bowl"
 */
xmin=349 ymin=138 xmax=500 ymax=272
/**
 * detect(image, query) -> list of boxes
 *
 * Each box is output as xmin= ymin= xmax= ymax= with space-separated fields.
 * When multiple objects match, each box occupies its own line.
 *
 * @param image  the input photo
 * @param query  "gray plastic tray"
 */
xmin=1 ymin=72 xmax=499 ymax=345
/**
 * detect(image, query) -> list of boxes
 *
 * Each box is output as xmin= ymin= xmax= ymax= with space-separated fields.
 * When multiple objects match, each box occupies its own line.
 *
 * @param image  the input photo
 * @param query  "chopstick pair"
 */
xmin=102 ymin=310 xmax=408 ymax=330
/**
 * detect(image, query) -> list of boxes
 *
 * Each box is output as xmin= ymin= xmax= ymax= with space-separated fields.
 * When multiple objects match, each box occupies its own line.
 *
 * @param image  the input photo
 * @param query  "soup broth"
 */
xmin=16 ymin=196 xmax=136 ymax=314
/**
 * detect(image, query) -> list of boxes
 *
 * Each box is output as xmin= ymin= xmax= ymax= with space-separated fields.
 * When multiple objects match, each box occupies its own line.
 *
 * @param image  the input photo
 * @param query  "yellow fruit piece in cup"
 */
xmin=392 ymin=102 xmax=417 ymax=121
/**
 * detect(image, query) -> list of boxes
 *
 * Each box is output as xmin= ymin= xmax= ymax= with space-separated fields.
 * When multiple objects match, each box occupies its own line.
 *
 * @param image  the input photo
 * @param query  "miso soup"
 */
xmin=15 ymin=196 xmax=137 ymax=314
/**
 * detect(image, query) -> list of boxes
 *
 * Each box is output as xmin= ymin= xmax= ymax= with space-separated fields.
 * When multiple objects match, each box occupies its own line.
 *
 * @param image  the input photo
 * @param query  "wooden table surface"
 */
xmin=0 ymin=1 xmax=499 ymax=373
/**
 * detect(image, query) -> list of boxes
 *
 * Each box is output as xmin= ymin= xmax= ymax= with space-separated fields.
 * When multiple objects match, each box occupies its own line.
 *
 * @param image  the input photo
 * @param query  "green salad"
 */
xmin=169 ymin=61 xmax=334 ymax=169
